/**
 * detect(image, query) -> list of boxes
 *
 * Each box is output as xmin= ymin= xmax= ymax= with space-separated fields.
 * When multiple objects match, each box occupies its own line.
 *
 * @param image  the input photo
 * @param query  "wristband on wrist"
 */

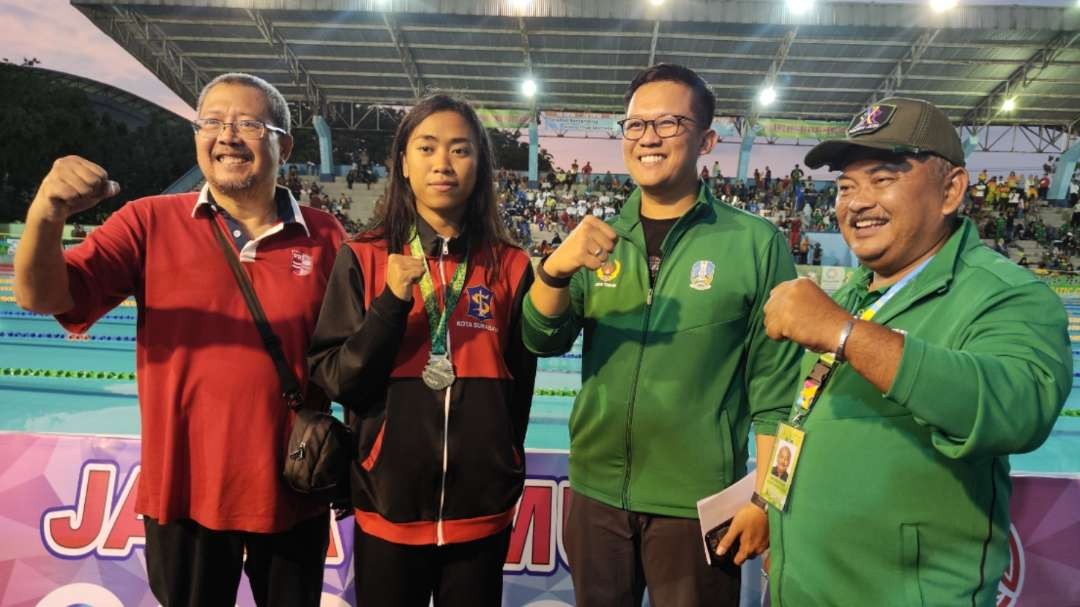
xmin=751 ymin=491 xmax=768 ymax=512
xmin=536 ymin=255 xmax=572 ymax=289
xmin=834 ymin=319 xmax=855 ymax=363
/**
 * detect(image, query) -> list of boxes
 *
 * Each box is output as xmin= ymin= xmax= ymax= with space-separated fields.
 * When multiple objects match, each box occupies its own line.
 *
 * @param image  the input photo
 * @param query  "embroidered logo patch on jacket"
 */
xmin=290 ymin=250 xmax=313 ymax=276
xmin=466 ymin=285 xmax=494 ymax=321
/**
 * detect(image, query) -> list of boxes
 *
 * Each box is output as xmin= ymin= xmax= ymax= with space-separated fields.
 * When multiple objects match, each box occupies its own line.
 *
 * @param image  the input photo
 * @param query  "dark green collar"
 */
xmin=611 ymin=181 xmax=717 ymax=254
xmin=845 ymin=217 xmax=979 ymax=303
xmin=611 ymin=181 xmax=715 ymax=232
xmin=613 ymin=178 xmax=712 ymax=232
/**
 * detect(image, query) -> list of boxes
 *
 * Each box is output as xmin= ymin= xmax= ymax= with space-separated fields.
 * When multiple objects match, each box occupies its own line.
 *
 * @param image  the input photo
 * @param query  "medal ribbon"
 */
xmin=408 ymin=227 xmax=468 ymax=357
xmin=791 ymin=256 xmax=934 ymax=427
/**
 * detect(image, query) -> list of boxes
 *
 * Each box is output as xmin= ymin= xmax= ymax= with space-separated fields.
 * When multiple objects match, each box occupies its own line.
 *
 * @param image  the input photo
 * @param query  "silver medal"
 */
xmin=422 ymin=355 xmax=456 ymax=390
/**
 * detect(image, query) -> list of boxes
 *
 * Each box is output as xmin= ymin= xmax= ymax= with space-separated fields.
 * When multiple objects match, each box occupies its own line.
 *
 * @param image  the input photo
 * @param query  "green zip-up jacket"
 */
xmin=769 ymin=218 xmax=1072 ymax=606
xmin=522 ymin=184 xmax=802 ymax=517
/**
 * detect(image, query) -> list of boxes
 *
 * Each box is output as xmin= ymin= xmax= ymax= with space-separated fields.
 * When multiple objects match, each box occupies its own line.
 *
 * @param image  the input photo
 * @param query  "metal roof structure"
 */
xmin=73 ymin=0 xmax=1080 ymax=143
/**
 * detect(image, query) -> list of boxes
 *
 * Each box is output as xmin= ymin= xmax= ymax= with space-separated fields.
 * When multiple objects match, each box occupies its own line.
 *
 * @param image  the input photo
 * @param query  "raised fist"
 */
xmin=32 ymin=156 xmax=120 ymax=223
xmin=386 ymin=253 xmax=427 ymax=301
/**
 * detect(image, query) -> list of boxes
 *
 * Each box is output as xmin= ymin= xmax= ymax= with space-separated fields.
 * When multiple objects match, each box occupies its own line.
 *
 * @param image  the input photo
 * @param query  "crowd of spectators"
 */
xmin=65 ymin=151 xmax=1080 ymax=273
xmin=494 ymin=162 xmax=838 ymax=263
xmin=343 ymin=143 xmax=380 ymax=191
xmin=279 ymin=166 xmax=363 ymax=233
xmin=965 ymin=157 xmax=1080 ymax=271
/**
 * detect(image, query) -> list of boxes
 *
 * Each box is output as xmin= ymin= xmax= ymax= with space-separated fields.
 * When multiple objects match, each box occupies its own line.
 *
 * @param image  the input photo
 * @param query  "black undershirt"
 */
xmin=640 ymin=215 xmax=678 ymax=285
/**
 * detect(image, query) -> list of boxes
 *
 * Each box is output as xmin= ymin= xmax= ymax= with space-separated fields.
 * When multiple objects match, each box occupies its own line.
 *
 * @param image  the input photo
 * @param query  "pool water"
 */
xmin=0 ymin=274 xmax=1076 ymax=472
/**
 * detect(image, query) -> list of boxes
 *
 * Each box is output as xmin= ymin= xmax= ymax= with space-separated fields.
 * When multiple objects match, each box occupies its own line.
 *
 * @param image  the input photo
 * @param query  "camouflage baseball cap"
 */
xmin=805 ymin=97 xmax=965 ymax=170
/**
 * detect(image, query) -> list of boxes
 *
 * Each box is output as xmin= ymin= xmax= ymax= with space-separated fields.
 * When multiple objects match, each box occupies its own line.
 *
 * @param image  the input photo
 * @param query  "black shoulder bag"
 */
xmin=208 ymin=213 xmax=353 ymax=507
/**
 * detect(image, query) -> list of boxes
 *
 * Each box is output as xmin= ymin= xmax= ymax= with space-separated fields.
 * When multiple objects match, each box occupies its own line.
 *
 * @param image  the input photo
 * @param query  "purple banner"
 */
xmin=999 ymin=475 xmax=1080 ymax=606
xmin=0 ymin=433 xmax=1076 ymax=606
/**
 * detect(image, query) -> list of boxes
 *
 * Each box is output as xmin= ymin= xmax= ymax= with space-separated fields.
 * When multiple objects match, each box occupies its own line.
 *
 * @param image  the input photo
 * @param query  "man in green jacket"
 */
xmin=522 ymin=63 xmax=802 ymax=606
xmin=762 ymin=97 xmax=1072 ymax=606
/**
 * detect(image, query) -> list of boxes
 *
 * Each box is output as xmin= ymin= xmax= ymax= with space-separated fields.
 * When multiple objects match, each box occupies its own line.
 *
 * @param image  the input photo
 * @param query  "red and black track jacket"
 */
xmin=307 ymin=218 xmax=537 ymax=546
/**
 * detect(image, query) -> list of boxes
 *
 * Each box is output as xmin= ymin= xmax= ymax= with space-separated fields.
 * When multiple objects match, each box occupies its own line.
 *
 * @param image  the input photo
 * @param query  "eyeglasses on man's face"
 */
xmin=191 ymin=118 xmax=287 ymax=140
xmin=617 ymin=115 xmax=696 ymax=141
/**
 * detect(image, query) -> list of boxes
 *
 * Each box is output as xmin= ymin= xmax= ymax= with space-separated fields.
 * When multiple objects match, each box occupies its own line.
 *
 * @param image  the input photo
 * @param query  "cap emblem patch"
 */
xmin=848 ymin=104 xmax=895 ymax=137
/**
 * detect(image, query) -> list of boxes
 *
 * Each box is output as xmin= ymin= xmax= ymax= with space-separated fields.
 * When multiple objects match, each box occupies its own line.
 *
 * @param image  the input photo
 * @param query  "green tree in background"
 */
xmin=488 ymin=128 xmax=553 ymax=173
xmin=0 ymin=62 xmax=195 ymax=224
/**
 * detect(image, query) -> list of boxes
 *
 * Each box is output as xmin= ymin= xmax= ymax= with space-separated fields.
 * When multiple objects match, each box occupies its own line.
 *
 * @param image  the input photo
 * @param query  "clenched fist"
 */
xmin=386 ymin=253 xmax=427 ymax=301
xmin=542 ymin=215 xmax=618 ymax=279
xmin=763 ymin=277 xmax=851 ymax=353
xmin=31 ymin=156 xmax=120 ymax=223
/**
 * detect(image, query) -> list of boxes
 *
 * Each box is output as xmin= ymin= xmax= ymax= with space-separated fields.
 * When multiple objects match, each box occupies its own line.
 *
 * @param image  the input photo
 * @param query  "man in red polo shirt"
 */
xmin=14 ymin=73 xmax=346 ymax=607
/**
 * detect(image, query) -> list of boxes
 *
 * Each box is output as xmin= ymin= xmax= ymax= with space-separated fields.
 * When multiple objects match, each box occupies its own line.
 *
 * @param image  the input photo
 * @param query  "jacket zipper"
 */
xmin=620 ymin=251 xmax=660 ymax=509
xmin=435 ymin=236 xmax=451 ymax=545
xmin=616 ymin=206 xmax=694 ymax=509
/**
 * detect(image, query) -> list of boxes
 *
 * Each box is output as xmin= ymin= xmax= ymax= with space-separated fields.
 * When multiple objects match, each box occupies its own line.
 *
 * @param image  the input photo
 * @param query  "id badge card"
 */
xmin=760 ymin=423 xmax=806 ymax=512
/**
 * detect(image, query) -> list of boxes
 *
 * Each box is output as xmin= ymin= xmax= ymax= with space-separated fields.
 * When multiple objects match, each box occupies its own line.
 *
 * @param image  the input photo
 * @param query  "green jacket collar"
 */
xmin=611 ymin=181 xmax=717 ymax=253
xmin=845 ymin=217 xmax=980 ymax=322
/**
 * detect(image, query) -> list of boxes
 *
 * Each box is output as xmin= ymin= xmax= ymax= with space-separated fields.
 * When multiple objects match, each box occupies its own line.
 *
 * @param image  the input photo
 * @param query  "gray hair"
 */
xmin=196 ymin=73 xmax=291 ymax=134
xmin=922 ymin=153 xmax=957 ymax=184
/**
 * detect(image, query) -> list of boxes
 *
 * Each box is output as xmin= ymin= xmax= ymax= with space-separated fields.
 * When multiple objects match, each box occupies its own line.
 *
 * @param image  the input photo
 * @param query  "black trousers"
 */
xmin=143 ymin=512 xmax=330 ymax=607
xmin=564 ymin=490 xmax=741 ymax=607
xmin=353 ymin=524 xmax=512 ymax=607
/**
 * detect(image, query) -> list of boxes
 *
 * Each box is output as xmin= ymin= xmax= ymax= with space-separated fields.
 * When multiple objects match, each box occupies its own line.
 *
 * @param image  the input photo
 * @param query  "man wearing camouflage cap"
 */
xmin=759 ymin=97 xmax=1071 ymax=605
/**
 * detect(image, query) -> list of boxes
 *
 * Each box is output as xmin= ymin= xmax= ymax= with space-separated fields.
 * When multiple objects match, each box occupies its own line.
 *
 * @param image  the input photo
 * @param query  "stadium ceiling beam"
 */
xmin=97 ymin=6 xmax=205 ymax=105
xmin=250 ymin=81 xmax=1080 ymax=110
xmin=146 ymin=3 xmax=1071 ymax=33
xmin=190 ymin=53 xmax=1080 ymax=82
xmin=299 ymin=97 xmax=1068 ymax=131
xmin=180 ymin=49 xmax=1080 ymax=87
xmin=189 ymin=62 xmax=1080 ymax=107
xmin=162 ymin=32 xmax=1075 ymax=57
xmin=387 ymin=23 xmax=1069 ymax=51
xmin=963 ymin=31 xmax=1080 ymax=129
xmin=246 ymin=9 xmax=331 ymax=122
xmin=647 ymin=21 xmax=660 ymax=67
xmin=165 ymin=33 xmax=1080 ymax=69
xmin=861 ymin=29 xmax=940 ymax=110
xmin=382 ymin=13 xmax=425 ymax=100
xmin=204 ymin=51 xmax=1080 ymax=74
xmin=749 ymin=27 xmax=798 ymax=126
xmin=276 ymin=82 xmax=1075 ymax=116
xmin=641 ymin=50 xmax=1080 ymax=68
xmin=518 ymin=17 xmax=533 ymax=74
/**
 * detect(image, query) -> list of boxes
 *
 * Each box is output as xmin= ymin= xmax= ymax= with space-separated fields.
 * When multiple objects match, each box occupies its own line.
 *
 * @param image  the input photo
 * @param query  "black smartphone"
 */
xmin=704 ymin=522 xmax=740 ymax=567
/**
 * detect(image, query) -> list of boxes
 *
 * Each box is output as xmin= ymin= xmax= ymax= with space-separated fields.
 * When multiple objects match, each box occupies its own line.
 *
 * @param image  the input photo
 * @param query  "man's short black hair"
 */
xmin=624 ymin=63 xmax=716 ymax=129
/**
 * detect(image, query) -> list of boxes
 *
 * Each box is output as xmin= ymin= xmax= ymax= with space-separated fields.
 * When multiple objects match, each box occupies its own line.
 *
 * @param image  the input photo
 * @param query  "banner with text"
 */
xmin=1 ymin=432 xmax=1077 ymax=606
xmin=757 ymin=119 xmax=847 ymax=141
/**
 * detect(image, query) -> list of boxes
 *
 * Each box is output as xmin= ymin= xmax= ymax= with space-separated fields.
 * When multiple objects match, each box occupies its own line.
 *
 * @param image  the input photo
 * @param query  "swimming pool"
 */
xmin=0 ymin=274 xmax=1076 ymax=473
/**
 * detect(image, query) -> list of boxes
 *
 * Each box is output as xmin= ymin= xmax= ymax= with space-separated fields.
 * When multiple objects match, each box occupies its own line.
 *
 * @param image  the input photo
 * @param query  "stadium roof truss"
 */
xmin=73 ymin=0 xmax=1080 ymax=148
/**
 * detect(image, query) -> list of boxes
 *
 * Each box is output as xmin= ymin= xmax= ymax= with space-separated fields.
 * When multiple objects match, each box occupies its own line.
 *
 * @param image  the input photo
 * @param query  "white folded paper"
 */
xmin=696 ymin=470 xmax=757 ymax=564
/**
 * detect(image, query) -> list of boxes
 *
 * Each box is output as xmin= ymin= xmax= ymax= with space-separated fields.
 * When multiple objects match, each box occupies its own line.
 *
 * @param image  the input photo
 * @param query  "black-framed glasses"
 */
xmin=191 ymin=118 xmax=287 ymax=140
xmin=616 ymin=115 xmax=696 ymax=140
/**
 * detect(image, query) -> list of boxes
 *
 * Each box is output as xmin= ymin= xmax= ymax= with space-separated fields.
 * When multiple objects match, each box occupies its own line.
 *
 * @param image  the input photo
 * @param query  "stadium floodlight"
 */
xmin=648 ymin=0 xmax=665 ymax=6
xmin=929 ymin=0 xmax=958 ymax=12
xmin=1002 ymin=97 xmax=1017 ymax=112
xmin=787 ymin=0 xmax=814 ymax=15
xmin=521 ymin=78 xmax=538 ymax=98
xmin=758 ymin=86 xmax=777 ymax=106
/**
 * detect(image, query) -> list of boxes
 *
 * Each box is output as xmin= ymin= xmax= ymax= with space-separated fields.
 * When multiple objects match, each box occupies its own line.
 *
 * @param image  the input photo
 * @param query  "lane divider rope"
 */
xmin=0 ymin=367 xmax=135 ymax=380
xmin=0 ymin=330 xmax=134 ymax=342
xmin=0 ymin=310 xmax=137 ymax=321
xmin=0 ymin=295 xmax=135 ymax=307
